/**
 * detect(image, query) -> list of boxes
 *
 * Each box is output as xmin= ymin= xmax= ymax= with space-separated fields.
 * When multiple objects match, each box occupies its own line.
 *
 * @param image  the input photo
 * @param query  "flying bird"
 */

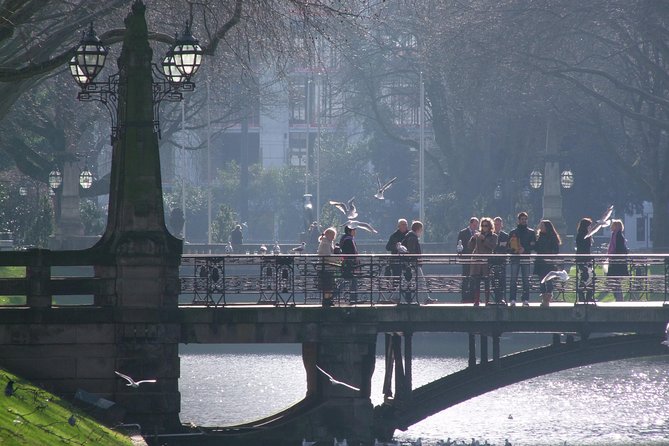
xmin=292 ymin=242 xmax=306 ymax=253
xmin=316 ymin=366 xmax=360 ymax=392
xmin=374 ymin=175 xmax=397 ymax=200
xmin=540 ymin=270 xmax=570 ymax=284
xmin=396 ymin=242 xmax=408 ymax=254
xmin=344 ymin=220 xmax=378 ymax=233
xmin=114 ymin=371 xmax=157 ymax=388
xmin=329 ymin=197 xmax=358 ymax=220
xmin=585 ymin=205 xmax=614 ymax=239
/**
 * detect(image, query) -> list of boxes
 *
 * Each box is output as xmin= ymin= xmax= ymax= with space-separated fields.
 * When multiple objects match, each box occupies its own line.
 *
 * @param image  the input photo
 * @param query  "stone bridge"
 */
xmin=0 ymin=3 xmax=667 ymax=446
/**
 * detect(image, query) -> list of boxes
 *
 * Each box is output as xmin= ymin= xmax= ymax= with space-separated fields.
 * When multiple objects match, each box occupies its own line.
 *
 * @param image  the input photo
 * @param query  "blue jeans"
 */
xmin=509 ymin=262 xmax=530 ymax=301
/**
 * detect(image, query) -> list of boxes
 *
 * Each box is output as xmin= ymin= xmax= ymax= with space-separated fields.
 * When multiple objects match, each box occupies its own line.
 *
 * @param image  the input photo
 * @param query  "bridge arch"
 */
xmin=374 ymin=334 xmax=668 ymax=439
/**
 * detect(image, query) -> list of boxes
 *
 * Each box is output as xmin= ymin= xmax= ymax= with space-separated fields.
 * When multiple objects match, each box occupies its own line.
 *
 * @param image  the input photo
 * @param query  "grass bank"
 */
xmin=0 ymin=369 xmax=132 ymax=445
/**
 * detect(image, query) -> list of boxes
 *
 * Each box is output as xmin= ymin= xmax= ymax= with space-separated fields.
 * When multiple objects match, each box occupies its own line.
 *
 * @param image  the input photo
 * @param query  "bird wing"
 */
xmin=556 ymin=270 xmax=570 ymax=281
xmin=381 ymin=177 xmax=397 ymax=191
xmin=135 ymin=379 xmax=157 ymax=385
xmin=316 ymin=365 xmax=334 ymax=381
xmin=114 ymin=371 xmax=134 ymax=385
xmin=376 ymin=175 xmax=382 ymax=190
xmin=599 ymin=205 xmax=614 ymax=223
xmin=540 ymin=271 xmax=557 ymax=284
xmin=584 ymin=222 xmax=603 ymax=239
xmin=316 ymin=366 xmax=360 ymax=392
xmin=329 ymin=201 xmax=348 ymax=215
xmin=348 ymin=200 xmax=358 ymax=220
xmin=354 ymin=221 xmax=377 ymax=233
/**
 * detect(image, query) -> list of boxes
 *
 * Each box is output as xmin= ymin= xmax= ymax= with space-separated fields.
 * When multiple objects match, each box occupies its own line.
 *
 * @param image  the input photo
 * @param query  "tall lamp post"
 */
xmin=66 ymin=1 xmax=203 ymax=432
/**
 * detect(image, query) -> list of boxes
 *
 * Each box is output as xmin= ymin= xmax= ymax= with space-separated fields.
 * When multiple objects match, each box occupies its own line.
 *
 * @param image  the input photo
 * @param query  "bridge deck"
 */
xmin=178 ymin=302 xmax=669 ymax=343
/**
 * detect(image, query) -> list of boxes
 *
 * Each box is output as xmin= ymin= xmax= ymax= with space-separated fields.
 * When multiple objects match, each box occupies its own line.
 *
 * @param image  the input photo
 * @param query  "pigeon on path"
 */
xmin=292 ymin=242 xmax=306 ymax=253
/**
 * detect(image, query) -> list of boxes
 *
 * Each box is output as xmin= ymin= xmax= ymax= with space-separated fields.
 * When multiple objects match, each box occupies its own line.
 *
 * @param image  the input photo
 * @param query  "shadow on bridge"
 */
xmin=373 ymin=333 xmax=668 ymax=440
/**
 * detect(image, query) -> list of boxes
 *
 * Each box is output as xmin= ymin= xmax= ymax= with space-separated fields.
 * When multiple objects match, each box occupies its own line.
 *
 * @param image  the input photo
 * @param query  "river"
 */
xmin=178 ymin=338 xmax=669 ymax=446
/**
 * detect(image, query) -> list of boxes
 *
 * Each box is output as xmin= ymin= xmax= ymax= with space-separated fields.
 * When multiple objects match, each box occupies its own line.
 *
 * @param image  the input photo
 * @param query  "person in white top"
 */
xmin=317 ymin=228 xmax=338 ymax=306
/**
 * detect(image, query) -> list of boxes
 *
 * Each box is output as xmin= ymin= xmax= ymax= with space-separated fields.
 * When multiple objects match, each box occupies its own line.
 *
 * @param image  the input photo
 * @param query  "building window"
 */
xmin=636 ymin=217 xmax=645 ymax=242
xmin=289 ymin=77 xmax=316 ymax=126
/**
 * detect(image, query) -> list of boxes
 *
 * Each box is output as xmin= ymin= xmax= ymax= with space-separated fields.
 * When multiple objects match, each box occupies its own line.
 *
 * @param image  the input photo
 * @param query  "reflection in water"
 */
xmin=179 ymin=352 xmax=669 ymax=446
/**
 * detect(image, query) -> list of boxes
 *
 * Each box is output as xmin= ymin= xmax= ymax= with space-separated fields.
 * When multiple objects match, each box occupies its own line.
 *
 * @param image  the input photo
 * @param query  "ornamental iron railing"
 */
xmin=179 ymin=254 xmax=669 ymax=307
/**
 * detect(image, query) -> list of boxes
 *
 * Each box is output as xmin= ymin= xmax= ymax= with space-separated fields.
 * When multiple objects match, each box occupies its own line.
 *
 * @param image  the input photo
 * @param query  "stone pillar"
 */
xmin=50 ymin=153 xmax=89 ymax=250
xmin=301 ymin=323 xmax=377 ymax=444
xmin=542 ymin=116 xmax=566 ymax=233
xmin=91 ymin=0 xmax=182 ymax=433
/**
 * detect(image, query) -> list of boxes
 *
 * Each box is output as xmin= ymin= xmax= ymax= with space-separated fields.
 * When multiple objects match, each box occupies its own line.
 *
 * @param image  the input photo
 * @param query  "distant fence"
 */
xmin=179 ymin=253 xmax=669 ymax=307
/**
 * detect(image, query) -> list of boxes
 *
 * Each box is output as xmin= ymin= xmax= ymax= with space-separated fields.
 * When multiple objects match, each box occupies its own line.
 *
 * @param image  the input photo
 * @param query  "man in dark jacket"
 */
xmin=401 ymin=221 xmax=424 ymax=303
xmin=507 ymin=212 xmax=535 ymax=306
xmin=386 ymin=219 xmax=409 ymax=253
xmin=491 ymin=216 xmax=509 ymax=304
xmin=457 ymin=217 xmax=479 ymax=303
xmin=229 ymin=224 xmax=243 ymax=253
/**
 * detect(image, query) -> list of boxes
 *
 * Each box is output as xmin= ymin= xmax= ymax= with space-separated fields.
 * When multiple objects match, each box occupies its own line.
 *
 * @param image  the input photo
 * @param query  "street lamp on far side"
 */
xmin=560 ymin=169 xmax=574 ymax=189
xmin=529 ymin=170 xmax=543 ymax=189
xmin=48 ymin=169 xmax=63 ymax=190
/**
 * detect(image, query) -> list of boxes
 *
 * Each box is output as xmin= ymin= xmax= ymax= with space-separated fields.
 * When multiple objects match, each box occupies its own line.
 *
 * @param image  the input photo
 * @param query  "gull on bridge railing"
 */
xmin=178 ymin=253 xmax=669 ymax=308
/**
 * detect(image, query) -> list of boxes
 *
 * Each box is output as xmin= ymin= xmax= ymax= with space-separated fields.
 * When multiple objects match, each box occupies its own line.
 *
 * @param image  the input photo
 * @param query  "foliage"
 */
xmin=0 ymin=179 xmax=53 ymax=248
xmin=0 ymin=370 xmax=132 ymax=446
xmin=211 ymin=203 xmax=237 ymax=243
xmin=80 ymin=199 xmax=105 ymax=236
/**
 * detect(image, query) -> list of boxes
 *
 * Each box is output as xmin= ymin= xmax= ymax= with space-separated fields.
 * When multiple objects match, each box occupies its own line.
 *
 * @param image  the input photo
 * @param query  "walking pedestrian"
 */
xmin=385 ymin=218 xmax=409 ymax=279
xmin=307 ymin=221 xmax=321 ymax=253
xmin=317 ymin=227 xmax=338 ymax=307
xmin=339 ymin=225 xmax=359 ymax=302
xmin=402 ymin=221 xmax=430 ymax=303
xmin=457 ymin=217 xmax=479 ymax=303
xmin=607 ymin=219 xmax=629 ymax=302
xmin=534 ymin=220 xmax=561 ymax=307
xmin=576 ymin=218 xmax=595 ymax=303
xmin=507 ymin=212 xmax=535 ymax=306
xmin=229 ymin=224 xmax=243 ymax=253
xmin=491 ymin=216 xmax=509 ymax=304
xmin=468 ymin=217 xmax=498 ymax=306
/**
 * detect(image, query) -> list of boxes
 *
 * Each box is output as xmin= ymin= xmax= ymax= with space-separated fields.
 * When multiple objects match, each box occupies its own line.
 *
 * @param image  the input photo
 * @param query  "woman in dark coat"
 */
xmin=576 ymin=218 xmax=594 ymax=303
xmin=467 ymin=217 xmax=498 ymax=306
xmin=607 ymin=219 xmax=629 ymax=302
xmin=339 ymin=226 xmax=359 ymax=302
xmin=534 ymin=220 xmax=561 ymax=306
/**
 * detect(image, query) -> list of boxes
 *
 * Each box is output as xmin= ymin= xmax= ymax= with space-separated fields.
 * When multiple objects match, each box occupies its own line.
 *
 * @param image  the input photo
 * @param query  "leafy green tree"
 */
xmin=211 ymin=203 xmax=237 ymax=243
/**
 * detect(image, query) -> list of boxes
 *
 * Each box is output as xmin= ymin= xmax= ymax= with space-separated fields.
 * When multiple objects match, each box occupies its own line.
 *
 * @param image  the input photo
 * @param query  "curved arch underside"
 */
xmin=376 ymin=334 xmax=668 ymax=432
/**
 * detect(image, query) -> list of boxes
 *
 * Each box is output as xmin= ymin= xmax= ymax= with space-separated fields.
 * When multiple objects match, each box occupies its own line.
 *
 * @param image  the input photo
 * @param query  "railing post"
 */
xmin=392 ymin=334 xmax=406 ymax=399
xmin=468 ymin=333 xmax=476 ymax=367
xmin=382 ymin=333 xmax=394 ymax=399
xmin=26 ymin=249 xmax=51 ymax=308
xmin=480 ymin=334 xmax=488 ymax=364
xmin=404 ymin=331 xmax=412 ymax=393
xmin=492 ymin=333 xmax=501 ymax=368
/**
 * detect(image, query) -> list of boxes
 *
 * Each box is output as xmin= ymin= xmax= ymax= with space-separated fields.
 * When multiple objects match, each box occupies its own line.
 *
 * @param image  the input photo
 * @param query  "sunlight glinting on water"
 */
xmin=179 ymin=353 xmax=669 ymax=446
